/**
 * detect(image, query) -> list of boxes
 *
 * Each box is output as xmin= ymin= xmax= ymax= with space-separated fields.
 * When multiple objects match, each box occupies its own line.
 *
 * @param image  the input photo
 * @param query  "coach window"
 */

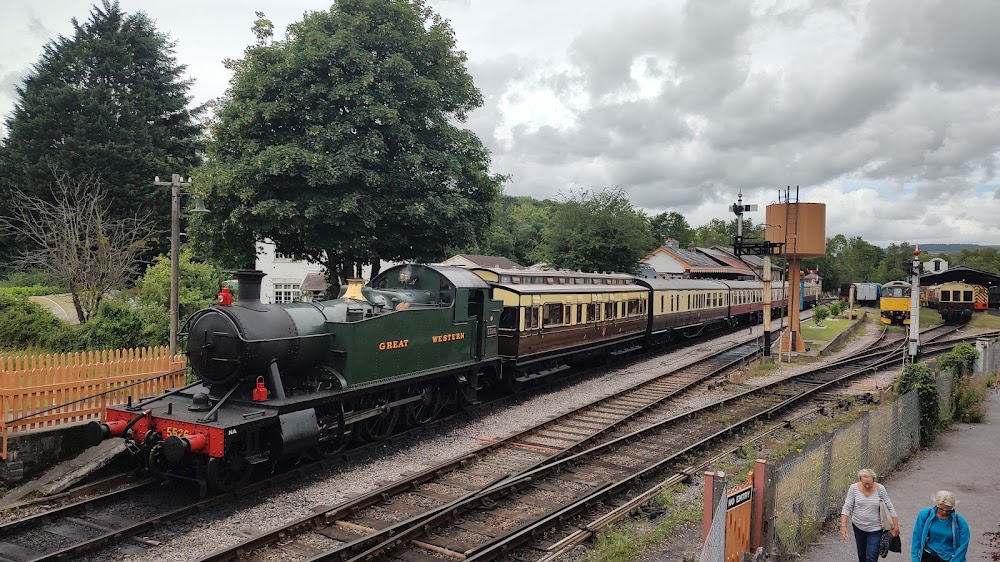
xmin=500 ymin=275 xmax=511 ymax=283
xmin=511 ymin=276 xmax=521 ymax=284
xmin=499 ymin=307 xmax=518 ymax=330
xmin=627 ymin=299 xmax=639 ymax=316
xmin=605 ymin=302 xmax=615 ymax=319
xmin=527 ymin=306 xmax=540 ymax=329
xmin=588 ymin=303 xmax=600 ymax=322
xmin=963 ymin=290 xmax=973 ymax=302
xmin=576 ymin=304 xmax=584 ymax=323
xmin=941 ymin=291 xmax=951 ymax=302
xmin=543 ymin=303 xmax=564 ymax=327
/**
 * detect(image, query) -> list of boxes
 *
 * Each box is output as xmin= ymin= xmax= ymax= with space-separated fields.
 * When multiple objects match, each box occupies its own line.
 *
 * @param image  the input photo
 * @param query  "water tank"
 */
xmin=765 ymin=203 xmax=826 ymax=258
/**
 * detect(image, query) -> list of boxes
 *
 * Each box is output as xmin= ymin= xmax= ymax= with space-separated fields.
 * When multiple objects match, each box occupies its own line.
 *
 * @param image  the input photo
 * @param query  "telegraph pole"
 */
xmin=154 ymin=174 xmax=193 ymax=357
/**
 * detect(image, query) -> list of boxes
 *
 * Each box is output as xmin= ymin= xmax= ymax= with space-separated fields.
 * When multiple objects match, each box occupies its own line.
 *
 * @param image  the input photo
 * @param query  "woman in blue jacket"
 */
xmin=911 ymin=490 xmax=971 ymax=562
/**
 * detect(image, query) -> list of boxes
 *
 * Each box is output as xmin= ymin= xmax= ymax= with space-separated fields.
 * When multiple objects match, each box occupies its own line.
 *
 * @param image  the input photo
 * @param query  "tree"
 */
xmin=467 ymin=195 xmax=555 ymax=266
xmin=137 ymin=249 xmax=227 ymax=322
xmin=0 ymin=1 xmax=203 ymax=258
xmin=691 ymin=219 xmax=731 ymax=247
xmin=0 ymin=173 xmax=156 ymax=323
xmin=197 ymin=2 xmax=505 ymax=282
xmin=544 ymin=188 xmax=655 ymax=274
xmin=649 ymin=211 xmax=693 ymax=248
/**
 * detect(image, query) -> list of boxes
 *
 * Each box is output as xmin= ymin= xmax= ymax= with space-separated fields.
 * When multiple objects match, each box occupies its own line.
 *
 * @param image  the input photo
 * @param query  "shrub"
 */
xmin=0 ymin=294 xmax=76 ymax=351
xmin=829 ymin=300 xmax=846 ymax=317
xmin=940 ymin=343 xmax=979 ymax=377
xmin=0 ymin=285 xmax=66 ymax=298
xmin=137 ymin=250 xmax=226 ymax=321
xmin=812 ymin=306 xmax=829 ymax=325
xmin=896 ymin=363 xmax=939 ymax=445
xmin=77 ymin=299 xmax=169 ymax=350
xmin=952 ymin=376 xmax=988 ymax=423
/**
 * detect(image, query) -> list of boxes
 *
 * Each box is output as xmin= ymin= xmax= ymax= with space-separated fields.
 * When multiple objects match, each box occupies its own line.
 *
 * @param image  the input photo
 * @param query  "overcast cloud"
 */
xmin=2 ymin=0 xmax=999 ymax=248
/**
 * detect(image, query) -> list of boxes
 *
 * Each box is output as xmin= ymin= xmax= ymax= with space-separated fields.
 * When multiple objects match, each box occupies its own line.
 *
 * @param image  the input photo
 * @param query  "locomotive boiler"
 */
xmin=87 ymin=264 xmax=502 ymax=493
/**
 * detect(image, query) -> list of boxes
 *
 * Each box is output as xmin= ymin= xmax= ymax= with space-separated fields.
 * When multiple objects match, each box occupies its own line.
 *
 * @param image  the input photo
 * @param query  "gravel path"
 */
xmin=89 ymin=318 xmax=897 ymax=562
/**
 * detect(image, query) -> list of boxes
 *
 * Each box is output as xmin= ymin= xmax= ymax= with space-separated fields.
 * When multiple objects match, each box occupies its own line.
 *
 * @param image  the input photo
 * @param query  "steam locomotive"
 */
xmin=88 ymin=263 xmax=815 ymax=493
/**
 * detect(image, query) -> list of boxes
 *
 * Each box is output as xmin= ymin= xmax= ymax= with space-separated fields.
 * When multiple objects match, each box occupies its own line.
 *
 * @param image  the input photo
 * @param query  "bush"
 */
xmin=812 ymin=306 xmax=829 ymax=325
xmin=138 ymin=250 xmax=226 ymax=321
xmin=940 ymin=343 xmax=979 ymax=377
xmin=952 ymin=376 xmax=988 ymax=423
xmin=829 ymin=300 xmax=847 ymax=317
xmin=896 ymin=363 xmax=939 ymax=445
xmin=0 ymin=270 xmax=60 ymax=289
xmin=77 ymin=299 xmax=169 ymax=350
xmin=0 ymin=294 xmax=76 ymax=351
xmin=0 ymin=285 xmax=67 ymax=298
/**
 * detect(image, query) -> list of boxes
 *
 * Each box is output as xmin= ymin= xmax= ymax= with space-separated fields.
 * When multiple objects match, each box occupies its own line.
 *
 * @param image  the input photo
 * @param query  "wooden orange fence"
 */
xmin=0 ymin=347 xmax=186 ymax=459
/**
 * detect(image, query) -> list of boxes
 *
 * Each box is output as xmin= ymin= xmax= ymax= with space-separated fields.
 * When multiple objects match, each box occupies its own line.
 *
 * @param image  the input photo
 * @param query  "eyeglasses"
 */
xmin=937 ymin=506 xmax=954 ymax=514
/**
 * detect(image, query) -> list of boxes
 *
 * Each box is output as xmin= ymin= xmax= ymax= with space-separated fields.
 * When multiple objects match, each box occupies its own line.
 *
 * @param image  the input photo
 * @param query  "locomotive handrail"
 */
xmin=197 ymin=383 xmax=240 ymax=423
xmin=126 ymin=379 xmax=204 ymax=412
xmin=184 ymin=329 xmax=335 ymax=344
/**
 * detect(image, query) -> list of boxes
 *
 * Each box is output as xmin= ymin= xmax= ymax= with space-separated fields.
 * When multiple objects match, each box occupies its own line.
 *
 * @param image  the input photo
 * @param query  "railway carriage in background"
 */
xmin=934 ymin=282 xmax=977 ymax=323
xmin=879 ymin=280 xmax=911 ymax=325
xmin=851 ymin=282 xmax=882 ymax=307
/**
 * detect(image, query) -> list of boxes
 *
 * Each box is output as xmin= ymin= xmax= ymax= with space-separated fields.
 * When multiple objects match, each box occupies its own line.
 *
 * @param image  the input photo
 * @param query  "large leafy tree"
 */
xmin=649 ymin=211 xmax=693 ymax=248
xmin=466 ymin=195 xmax=555 ymax=267
xmin=544 ymin=188 xmax=655 ymax=274
xmin=691 ymin=219 xmax=732 ymax=247
xmin=199 ymin=2 xmax=505 ymax=281
xmin=0 ymin=1 xmax=203 ymax=257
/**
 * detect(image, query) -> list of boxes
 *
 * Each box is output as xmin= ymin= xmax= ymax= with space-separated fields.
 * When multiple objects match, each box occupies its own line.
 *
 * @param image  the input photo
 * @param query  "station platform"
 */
xmin=796 ymin=390 xmax=1000 ymax=561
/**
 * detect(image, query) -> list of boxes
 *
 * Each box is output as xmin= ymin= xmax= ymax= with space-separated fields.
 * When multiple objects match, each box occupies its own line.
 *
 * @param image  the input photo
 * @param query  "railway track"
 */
xmin=0 ymin=322 xmax=978 ymax=562
xmin=0 ymin=327 xmax=768 ymax=561
xmin=197 ymin=326 xmax=982 ymax=562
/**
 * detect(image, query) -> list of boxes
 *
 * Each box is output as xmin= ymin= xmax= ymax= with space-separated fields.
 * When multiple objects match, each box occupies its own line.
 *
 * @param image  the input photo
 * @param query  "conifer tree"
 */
xmin=1 ymin=1 xmax=203 ymax=258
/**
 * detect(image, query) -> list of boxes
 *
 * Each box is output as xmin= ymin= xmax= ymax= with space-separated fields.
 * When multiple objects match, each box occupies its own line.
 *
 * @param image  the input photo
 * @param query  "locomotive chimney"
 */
xmin=235 ymin=269 xmax=266 ymax=303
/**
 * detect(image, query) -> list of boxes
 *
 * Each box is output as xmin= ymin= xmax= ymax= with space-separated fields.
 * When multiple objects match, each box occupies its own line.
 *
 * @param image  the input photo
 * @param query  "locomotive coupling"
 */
xmin=162 ymin=433 xmax=209 ymax=464
xmin=84 ymin=420 xmax=128 ymax=445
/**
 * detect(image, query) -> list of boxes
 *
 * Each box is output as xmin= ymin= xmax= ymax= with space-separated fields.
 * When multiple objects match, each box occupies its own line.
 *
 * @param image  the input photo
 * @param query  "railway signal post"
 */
xmin=909 ymin=249 xmax=922 ymax=359
xmin=731 ymin=193 xmax=778 ymax=356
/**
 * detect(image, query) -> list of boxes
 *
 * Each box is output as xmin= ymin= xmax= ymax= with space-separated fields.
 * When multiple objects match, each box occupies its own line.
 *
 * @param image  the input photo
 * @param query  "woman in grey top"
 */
xmin=841 ymin=468 xmax=900 ymax=562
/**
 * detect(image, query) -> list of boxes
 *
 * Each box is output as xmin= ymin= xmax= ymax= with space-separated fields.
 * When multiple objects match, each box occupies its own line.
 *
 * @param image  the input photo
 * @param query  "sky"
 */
xmin=2 ymin=0 xmax=1000 ymax=248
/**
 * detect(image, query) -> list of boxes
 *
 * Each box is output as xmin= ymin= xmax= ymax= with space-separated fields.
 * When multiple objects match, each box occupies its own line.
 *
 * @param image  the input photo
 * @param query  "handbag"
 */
xmin=879 ymin=499 xmax=893 ymax=530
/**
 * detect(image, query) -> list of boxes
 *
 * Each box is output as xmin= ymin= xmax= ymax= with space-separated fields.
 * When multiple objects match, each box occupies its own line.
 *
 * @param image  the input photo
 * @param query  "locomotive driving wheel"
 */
xmin=206 ymin=454 xmax=253 ymax=493
xmin=354 ymin=390 xmax=401 ymax=442
xmin=405 ymin=382 xmax=444 ymax=426
xmin=315 ymin=405 xmax=350 ymax=457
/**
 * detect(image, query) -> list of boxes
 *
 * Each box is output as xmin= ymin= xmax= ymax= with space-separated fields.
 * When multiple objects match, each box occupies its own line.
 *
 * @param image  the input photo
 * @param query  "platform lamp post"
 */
xmin=154 ymin=174 xmax=209 ymax=356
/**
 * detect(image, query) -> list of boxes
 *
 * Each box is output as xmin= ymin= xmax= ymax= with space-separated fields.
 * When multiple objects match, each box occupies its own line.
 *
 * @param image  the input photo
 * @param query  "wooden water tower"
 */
xmin=765 ymin=199 xmax=826 ymax=353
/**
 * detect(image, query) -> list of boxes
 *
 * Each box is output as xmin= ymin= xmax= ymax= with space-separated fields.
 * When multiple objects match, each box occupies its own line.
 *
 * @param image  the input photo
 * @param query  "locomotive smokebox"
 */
xmin=185 ymin=269 xmax=330 ymax=387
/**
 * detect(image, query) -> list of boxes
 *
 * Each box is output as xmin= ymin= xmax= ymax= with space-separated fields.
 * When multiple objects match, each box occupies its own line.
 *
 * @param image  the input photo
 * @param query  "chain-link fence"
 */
xmin=770 ymin=391 xmax=920 ymax=559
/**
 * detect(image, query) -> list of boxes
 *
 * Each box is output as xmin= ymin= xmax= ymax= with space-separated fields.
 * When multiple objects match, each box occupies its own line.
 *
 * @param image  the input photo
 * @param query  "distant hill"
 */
xmin=916 ymin=244 xmax=1000 ymax=254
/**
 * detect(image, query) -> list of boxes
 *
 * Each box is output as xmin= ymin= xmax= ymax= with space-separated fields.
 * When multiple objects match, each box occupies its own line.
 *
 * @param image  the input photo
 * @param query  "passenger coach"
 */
xmin=469 ymin=268 xmax=648 ymax=381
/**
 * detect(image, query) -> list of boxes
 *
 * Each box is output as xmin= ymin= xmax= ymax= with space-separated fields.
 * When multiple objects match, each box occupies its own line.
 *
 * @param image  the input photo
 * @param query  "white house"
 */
xmin=253 ymin=241 xmax=399 ymax=303
xmin=254 ymin=241 xmax=328 ymax=304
